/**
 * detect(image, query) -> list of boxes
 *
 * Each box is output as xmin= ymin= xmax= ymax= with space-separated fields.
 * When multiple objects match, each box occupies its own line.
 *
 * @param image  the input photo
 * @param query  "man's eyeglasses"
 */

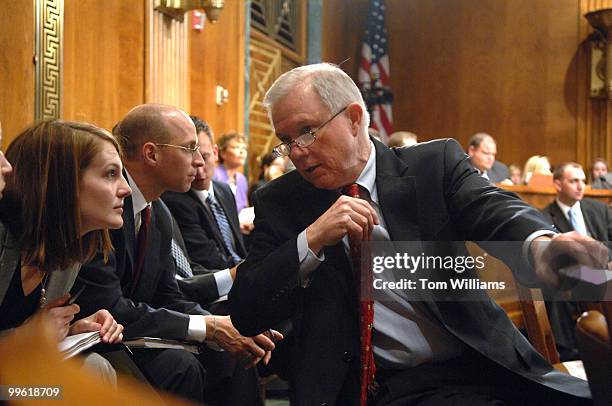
xmin=273 ymin=106 xmax=348 ymax=157
xmin=155 ymin=143 xmax=201 ymax=157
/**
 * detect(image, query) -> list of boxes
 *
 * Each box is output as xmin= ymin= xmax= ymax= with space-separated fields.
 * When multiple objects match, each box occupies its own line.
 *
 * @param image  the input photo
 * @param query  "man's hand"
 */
xmin=240 ymin=222 xmax=255 ymax=235
xmin=531 ymin=231 xmax=608 ymax=289
xmin=204 ymin=315 xmax=283 ymax=368
xmin=69 ymin=309 xmax=124 ymax=344
xmin=306 ymin=195 xmax=379 ymax=255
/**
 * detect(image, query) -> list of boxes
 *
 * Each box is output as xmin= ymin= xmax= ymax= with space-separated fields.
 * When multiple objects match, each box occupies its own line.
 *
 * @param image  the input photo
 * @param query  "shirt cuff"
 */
xmin=186 ymin=315 xmax=207 ymax=342
xmin=214 ymin=269 xmax=234 ymax=297
xmin=523 ymin=229 xmax=558 ymax=266
xmin=297 ymin=229 xmax=325 ymax=287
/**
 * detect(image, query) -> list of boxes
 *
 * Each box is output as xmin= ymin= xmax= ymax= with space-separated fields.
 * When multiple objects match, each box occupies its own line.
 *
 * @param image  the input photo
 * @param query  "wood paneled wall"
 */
xmin=0 ymin=1 xmax=35 ymax=147
xmin=190 ymin=0 xmax=246 ymax=138
xmin=63 ymin=0 xmax=145 ymax=131
xmin=323 ymin=0 xmax=612 ymax=170
xmin=2 ymin=0 xmax=245 ymax=144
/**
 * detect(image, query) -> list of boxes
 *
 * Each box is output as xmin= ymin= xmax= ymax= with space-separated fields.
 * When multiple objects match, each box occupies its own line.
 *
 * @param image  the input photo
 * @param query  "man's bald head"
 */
xmin=116 ymin=103 xmax=194 ymax=160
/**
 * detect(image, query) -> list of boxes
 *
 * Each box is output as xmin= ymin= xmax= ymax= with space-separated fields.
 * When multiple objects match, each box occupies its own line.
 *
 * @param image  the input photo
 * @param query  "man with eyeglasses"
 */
xmin=74 ymin=104 xmax=279 ymax=404
xmin=229 ymin=64 xmax=595 ymax=405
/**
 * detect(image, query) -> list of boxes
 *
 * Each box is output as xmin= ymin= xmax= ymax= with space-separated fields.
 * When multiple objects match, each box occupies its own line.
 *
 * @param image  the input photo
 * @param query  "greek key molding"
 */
xmin=35 ymin=0 xmax=63 ymax=120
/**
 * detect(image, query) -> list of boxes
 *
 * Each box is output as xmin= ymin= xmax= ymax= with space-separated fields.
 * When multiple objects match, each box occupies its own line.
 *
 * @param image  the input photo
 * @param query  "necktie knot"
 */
xmin=141 ymin=205 xmax=151 ymax=229
xmin=342 ymin=183 xmax=370 ymax=200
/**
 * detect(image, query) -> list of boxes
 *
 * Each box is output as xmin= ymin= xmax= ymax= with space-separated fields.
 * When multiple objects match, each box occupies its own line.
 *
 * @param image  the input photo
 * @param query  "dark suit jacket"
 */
xmin=163 ymin=181 xmax=246 ymax=270
xmin=167 ymin=203 xmax=222 ymax=306
xmin=74 ymin=195 xmax=208 ymax=340
xmin=542 ymin=198 xmax=612 ymax=241
xmin=229 ymin=138 xmax=589 ymax=405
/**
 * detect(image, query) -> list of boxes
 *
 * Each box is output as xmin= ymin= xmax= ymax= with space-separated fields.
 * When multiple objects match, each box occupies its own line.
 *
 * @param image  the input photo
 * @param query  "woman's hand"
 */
xmin=41 ymin=293 xmax=80 ymax=342
xmin=69 ymin=309 xmax=124 ymax=344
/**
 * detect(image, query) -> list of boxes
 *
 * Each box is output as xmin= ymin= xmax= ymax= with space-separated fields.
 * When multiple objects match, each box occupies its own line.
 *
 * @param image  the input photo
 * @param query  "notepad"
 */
xmin=58 ymin=331 xmax=101 ymax=359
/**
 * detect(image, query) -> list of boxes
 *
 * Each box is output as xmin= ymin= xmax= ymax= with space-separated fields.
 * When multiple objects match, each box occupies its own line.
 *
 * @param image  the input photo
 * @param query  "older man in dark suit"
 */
xmin=229 ymin=63 xmax=597 ymax=405
xmin=541 ymin=162 xmax=612 ymax=360
xmin=74 ymin=104 xmax=278 ymax=404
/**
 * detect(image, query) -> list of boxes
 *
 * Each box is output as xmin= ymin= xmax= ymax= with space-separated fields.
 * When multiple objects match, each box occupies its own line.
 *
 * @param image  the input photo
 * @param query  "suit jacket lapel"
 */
xmin=213 ymin=183 xmax=246 ymax=253
xmin=374 ymin=140 xmax=421 ymax=242
xmin=580 ymin=204 xmax=597 ymax=237
xmin=190 ymin=189 xmax=231 ymax=257
xmin=550 ymin=202 xmax=572 ymax=233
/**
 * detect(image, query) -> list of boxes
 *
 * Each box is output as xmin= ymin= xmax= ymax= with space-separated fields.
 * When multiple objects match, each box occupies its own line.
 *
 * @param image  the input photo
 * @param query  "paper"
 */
xmin=58 ymin=331 xmax=101 ymax=359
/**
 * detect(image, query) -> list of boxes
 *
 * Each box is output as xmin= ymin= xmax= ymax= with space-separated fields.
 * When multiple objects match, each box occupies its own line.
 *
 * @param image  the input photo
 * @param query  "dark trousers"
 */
xmin=373 ymin=349 xmax=591 ymax=406
xmin=198 ymin=347 xmax=263 ymax=406
xmin=131 ymin=348 xmax=206 ymax=404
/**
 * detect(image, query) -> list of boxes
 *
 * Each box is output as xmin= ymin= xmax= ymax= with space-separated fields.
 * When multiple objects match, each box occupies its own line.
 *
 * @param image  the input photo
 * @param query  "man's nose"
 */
xmin=193 ymin=150 xmax=205 ymax=167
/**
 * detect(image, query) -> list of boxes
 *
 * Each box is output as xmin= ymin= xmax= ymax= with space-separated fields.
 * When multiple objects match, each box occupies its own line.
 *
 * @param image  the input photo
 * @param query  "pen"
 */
xmin=67 ymin=285 xmax=86 ymax=305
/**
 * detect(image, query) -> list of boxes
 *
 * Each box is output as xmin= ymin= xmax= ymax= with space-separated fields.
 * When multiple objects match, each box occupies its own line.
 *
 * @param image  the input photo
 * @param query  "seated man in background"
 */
xmin=467 ymin=132 xmax=509 ymax=183
xmin=164 ymin=116 xmax=246 ymax=272
xmin=74 ymin=104 xmax=278 ymax=405
xmin=541 ymin=162 xmax=612 ymax=360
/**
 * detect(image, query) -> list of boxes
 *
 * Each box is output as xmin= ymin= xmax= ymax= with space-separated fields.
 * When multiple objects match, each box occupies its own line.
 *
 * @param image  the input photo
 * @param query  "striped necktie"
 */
xmin=342 ymin=183 xmax=376 ymax=406
xmin=171 ymin=239 xmax=193 ymax=278
xmin=205 ymin=194 xmax=242 ymax=266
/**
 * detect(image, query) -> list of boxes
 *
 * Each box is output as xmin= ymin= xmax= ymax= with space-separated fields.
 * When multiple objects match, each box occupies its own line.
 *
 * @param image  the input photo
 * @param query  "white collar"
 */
xmin=193 ymin=181 xmax=215 ymax=202
xmin=125 ymin=170 xmax=149 ymax=219
xmin=353 ymin=141 xmax=378 ymax=204
xmin=555 ymin=198 xmax=581 ymax=219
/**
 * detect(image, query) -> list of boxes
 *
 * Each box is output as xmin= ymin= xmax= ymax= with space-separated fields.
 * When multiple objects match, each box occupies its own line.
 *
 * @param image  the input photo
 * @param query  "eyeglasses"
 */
xmin=273 ymin=106 xmax=348 ymax=157
xmin=154 ymin=143 xmax=201 ymax=157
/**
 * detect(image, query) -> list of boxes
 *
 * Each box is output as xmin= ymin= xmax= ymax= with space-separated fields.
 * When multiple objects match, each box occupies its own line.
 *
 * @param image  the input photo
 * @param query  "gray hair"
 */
xmin=263 ymin=63 xmax=370 ymax=134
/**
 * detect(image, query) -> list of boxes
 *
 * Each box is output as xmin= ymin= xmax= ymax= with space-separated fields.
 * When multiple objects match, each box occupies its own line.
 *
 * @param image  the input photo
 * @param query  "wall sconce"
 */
xmin=154 ymin=0 xmax=224 ymax=23
xmin=585 ymin=8 xmax=612 ymax=99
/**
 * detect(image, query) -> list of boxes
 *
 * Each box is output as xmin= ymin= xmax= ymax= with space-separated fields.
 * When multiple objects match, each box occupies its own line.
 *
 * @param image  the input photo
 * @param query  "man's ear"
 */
xmin=142 ymin=142 xmax=158 ymax=166
xmin=553 ymin=179 xmax=562 ymax=193
xmin=467 ymin=146 xmax=476 ymax=157
xmin=213 ymin=144 xmax=219 ymax=163
xmin=347 ymin=103 xmax=363 ymax=135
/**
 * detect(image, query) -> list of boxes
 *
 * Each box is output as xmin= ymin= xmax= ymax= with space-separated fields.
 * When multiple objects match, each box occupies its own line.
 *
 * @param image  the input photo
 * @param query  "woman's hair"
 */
xmin=521 ymin=155 xmax=551 ymax=184
xmin=217 ymin=132 xmax=247 ymax=164
xmin=590 ymin=158 xmax=608 ymax=182
xmin=0 ymin=120 xmax=121 ymax=271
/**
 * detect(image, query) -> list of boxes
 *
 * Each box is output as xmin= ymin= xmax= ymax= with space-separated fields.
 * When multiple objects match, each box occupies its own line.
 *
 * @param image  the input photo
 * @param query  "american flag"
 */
xmin=358 ymin=0 xmax=393 ymax=143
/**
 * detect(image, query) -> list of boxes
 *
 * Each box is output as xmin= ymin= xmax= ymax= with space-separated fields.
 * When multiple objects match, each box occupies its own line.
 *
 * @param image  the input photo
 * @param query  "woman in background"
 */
xmin=0 ymin=120 xmax=130 ymax=357
xmin=248 ymin=151 xmax=286 ymax=204
xmin=213 ymin=132 xmax=249 ymax=212
xmin=521 ymin=155 xmax=552 ymax=185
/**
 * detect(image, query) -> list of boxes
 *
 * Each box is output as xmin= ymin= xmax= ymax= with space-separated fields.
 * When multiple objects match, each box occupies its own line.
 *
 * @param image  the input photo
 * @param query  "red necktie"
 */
xmin=342 ymin=183 xmax=376 ymax=406
xmin=130 ymin=205 xmax=151 ymax=297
